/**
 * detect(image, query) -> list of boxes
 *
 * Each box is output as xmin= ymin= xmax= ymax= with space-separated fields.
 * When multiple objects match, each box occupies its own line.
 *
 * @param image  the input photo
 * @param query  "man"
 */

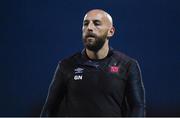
xmin=41 ymin=9 xmax=145 ymax=117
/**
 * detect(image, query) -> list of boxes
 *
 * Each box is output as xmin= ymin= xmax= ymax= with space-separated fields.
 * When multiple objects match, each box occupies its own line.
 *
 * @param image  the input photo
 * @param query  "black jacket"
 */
xmin=41 ymin=48 xmax=146 ymax=117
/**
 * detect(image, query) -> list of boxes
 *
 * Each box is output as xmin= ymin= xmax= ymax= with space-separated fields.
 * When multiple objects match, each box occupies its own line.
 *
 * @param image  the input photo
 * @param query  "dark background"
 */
xmin=1 ymin=0 xmax=180 ymax=116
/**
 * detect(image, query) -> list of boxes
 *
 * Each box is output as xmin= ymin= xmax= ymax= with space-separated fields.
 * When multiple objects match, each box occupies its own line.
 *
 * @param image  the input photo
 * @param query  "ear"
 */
xmin=107 ymin=26 xmax=115 ymax=38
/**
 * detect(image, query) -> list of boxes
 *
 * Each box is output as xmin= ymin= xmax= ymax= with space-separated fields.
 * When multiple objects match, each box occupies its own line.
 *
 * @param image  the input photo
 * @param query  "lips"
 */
xmin=87 ymin=37 xmax=95 ymax=43
xmin=86 ymin=35 xmax=95 ymax=38
xmin=87 ymin=36 xmax=95 ymax=39
xmin=86 ymin=35 xmax=96 ymax=41
xmin=85 ymin=32 xmax=96 ymax=38
xmin=84 ymin=33 xmax=97 ymax=43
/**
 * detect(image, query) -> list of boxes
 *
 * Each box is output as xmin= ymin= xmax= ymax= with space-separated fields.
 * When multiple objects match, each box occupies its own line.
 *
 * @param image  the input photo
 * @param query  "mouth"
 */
xmin=86 ymin=36 xmax=96 ymax=42
xmin=87 ymin=36 xmax=95 ymax=39
xmin=85 ymin=36 xmax=96 ymax=44
xmin=86 ymin=34 xmax=96 ymax=38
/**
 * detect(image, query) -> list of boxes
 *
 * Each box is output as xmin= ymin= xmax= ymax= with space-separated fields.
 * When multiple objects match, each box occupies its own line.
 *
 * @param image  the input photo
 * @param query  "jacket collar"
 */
xmin=81 ymin=47 xmax=114 ymax=62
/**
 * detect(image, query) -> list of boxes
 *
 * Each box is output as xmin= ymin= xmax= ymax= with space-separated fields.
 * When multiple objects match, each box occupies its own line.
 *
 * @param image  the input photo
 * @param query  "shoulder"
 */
xmin=112 ymin=49 xmax=141 ymax=76
xmin=57 ymin=51 xmax=82 ymax=67
xmin=112 ymin=49 xmax=137 ymax=64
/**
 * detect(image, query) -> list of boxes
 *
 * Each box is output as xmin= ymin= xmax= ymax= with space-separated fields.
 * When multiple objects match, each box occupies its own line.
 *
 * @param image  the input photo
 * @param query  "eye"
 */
xmin=83 ymin=21 xmax=89 ymax=26
xmin=94 ymin=20 xmax=101 ymax=26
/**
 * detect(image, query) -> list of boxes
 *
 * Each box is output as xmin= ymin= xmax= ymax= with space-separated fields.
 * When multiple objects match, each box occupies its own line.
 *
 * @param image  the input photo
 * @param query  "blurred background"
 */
xmin=1 ymin=0 xmax=180 ymax=116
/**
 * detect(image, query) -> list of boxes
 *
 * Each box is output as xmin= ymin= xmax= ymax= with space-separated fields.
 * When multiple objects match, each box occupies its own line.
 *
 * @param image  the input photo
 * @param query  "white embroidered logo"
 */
xmin=74 ymin=75 xmax=83 ymax=80
xmin=74 ymin=67 xmax=84 ymax=74
xmin=74 ymin=67 xmax=84 ymax=80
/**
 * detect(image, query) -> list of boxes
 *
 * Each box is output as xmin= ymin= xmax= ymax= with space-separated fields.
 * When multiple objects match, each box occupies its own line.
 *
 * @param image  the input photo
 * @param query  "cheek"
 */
xmin=97 ymin=26 xmax=108 ymax=33
xmin=82 ymin=27 xmax=87 ymax=33
xmin=99 ymin=30 xmax=108 ymax=36
xmin=82 ymin=30 xmax=86 ymax=36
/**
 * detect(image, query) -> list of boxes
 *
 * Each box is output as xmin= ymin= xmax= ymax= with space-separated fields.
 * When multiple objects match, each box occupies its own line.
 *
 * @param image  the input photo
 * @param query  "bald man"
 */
xmin=40 ymin=9 xmax=146 ymax=117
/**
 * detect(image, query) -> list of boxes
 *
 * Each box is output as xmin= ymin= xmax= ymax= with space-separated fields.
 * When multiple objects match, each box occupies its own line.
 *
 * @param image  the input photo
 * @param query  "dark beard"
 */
xmin=86 ymin=37 xmax=106 ymax=52
xmin=83 ymin=32 xmax=107 ymax=52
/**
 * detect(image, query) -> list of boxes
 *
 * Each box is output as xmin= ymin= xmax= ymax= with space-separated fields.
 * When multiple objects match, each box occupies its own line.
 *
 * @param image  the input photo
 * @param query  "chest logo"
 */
xmin=74 ymin=67 xmax=84 ymax=80
xmin=74 ymin=67 xmax=84 ymax=74
xmin=74 ymin=75 xmax=83 ymax=80
xmin=109 ymin=66 xmax=119 ymax=73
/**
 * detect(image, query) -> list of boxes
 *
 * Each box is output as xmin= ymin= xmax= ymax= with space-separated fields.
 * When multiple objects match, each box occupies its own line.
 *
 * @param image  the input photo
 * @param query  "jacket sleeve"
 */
xmin=40 ymin=61 xmax=66 ymax=117
xmin=125 ymin=60 xmax=146 ymax=117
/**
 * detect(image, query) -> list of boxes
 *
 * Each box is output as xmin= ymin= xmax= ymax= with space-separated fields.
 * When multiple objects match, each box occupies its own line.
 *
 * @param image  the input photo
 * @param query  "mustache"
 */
xmin=85 ymin=32 xmax=97 ymax=38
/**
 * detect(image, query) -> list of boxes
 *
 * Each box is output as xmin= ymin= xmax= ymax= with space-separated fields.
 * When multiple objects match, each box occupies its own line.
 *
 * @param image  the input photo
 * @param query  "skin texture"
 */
xmin=82 ymin=9 xmax=115 ymax=59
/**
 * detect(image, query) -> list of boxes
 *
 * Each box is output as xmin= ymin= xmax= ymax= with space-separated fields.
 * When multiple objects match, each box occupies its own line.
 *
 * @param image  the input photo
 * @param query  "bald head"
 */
xmin=83 ymin=9 xmax=113 ymax=27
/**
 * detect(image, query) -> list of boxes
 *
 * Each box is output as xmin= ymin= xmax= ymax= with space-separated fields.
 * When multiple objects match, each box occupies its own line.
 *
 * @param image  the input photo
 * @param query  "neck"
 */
xmin=85 ymin=40 xmax=109 ymax=60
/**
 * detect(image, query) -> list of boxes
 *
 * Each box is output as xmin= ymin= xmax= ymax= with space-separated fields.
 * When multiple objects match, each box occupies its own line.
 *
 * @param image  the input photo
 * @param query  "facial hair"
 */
xmin=83 ymin=32 xmax=108 ymax=52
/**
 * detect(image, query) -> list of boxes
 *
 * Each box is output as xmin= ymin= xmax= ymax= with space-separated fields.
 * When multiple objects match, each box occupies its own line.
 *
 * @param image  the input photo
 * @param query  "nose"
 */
xmin=87 ymin=22 xmax=94 ymax=32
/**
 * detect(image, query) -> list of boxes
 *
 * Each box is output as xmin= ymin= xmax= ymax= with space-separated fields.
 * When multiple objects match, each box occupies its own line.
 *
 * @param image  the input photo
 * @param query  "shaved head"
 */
xmin=83 ymin=9 xmax=113 ymax=27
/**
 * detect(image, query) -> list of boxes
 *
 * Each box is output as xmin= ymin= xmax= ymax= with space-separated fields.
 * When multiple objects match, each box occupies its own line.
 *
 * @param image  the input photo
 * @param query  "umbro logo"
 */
xmin=74 ymin=67 xmax=84 ymax=74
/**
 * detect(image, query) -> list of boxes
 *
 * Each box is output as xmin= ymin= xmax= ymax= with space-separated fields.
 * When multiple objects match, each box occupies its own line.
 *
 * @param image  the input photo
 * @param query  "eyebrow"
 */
xmin=83 ymin=20 xmax=89 ymax=23
xmin=83 ymin=19 xmax=101 ymax=23
xmin=94 ymin=20 xmax=101 ymax=22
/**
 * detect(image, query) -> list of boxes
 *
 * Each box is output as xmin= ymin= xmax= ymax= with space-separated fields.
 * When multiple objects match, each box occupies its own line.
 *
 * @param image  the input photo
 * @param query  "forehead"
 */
xmin=83 ymin=11 xmax=107 ymax=22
